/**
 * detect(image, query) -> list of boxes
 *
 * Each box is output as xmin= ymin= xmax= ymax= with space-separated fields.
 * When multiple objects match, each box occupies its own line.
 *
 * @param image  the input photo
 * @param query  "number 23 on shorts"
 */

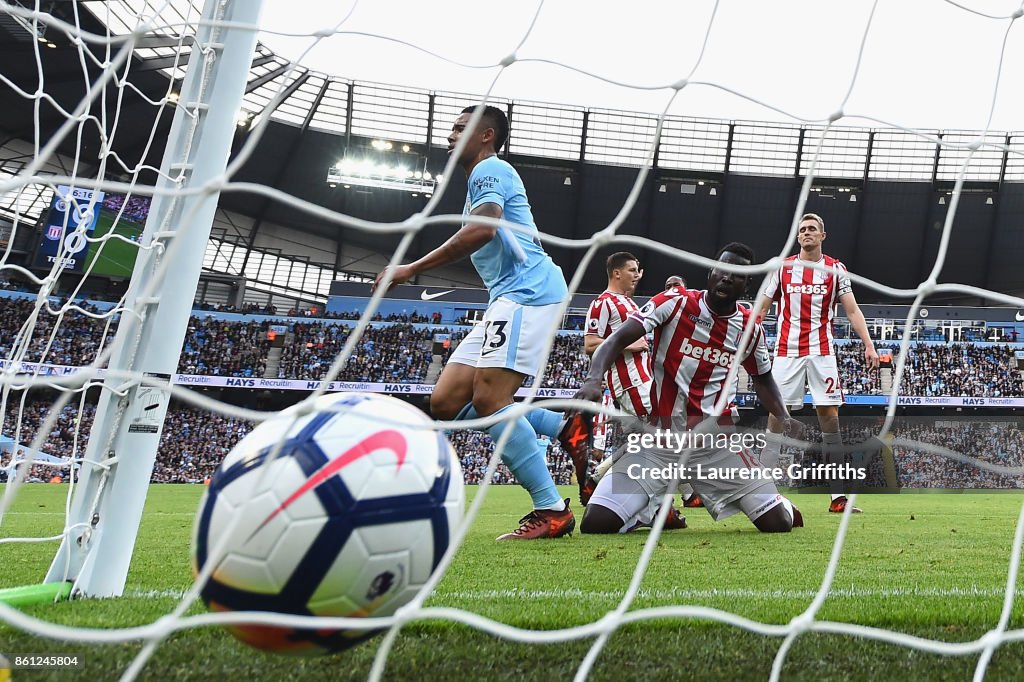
xmin=484 ymin=320 xmax=509 ymax=350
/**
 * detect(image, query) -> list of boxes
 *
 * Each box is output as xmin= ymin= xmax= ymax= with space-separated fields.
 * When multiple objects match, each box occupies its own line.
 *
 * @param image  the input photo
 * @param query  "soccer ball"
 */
xmin=190 ymin=392 xmax=464 ymax=655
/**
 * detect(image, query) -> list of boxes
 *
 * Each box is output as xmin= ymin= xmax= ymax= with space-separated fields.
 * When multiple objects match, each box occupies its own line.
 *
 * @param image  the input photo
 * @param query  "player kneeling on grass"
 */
xmin=574 ymin=242 xmax=804 ymax=534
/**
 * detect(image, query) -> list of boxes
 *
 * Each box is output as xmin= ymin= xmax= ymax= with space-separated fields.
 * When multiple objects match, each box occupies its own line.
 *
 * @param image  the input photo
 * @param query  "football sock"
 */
xmin=760 ymin=429 xmax=783 ymax=468
xmin=526 ymin=407 xmax=563 ymax=439
xmin=487 ymin=404 xmax=565 ymax=511
xmin=822 ymin=430 xmax=844 ymax=501
xmin=779 ymin=497 xmax=797 ymax=526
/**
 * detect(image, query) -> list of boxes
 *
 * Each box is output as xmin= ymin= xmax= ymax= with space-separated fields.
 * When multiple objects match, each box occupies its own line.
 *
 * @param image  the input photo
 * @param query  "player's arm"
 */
xmin=584 ymin=332 xmax=648 ymax=357
xmin=743 ymin=323 xmax=800 ymax=437
xmin=755 ymin=295 xmax=774 ymax=323
xmin=839 ymin=291 xmax=879 ymax=370
xmin=752 ymin=372 xmax=802 ymax=441
xmin=751 ymin=372 xmax=796 ymax=429
xmin=371 ymin=203 xmax=499 ymax=293
xmin=576 ymin=318 xmax=646 ymax=402
xmin=756 ymin=265 xmax=781 ymax=323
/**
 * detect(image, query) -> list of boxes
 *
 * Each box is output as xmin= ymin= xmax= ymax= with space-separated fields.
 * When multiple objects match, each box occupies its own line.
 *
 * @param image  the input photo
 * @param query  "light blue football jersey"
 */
xmin=464 ymin=155 xmax=568 ymax=306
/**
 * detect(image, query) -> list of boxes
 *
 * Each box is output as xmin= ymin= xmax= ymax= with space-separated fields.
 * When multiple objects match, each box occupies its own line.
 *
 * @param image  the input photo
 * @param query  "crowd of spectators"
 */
xmin=329 ymin=310 xmax=444 ymax=324
xmin=1 ymin=398 xmax=578 ymax=486
xmin=773 ymin=417 xmax=1024 ymax=489
xmin=102 ymin=194 xmax=151 ymax=223
xmin=448 ymin=429 xmax=574 ymax=486
xmin=150 ymin=406 xmax=252 ymax=483
xmin=895 ymin=343 xmax=1024 ymax=398
xmin=194 ymin=302 xmax=279 ymax=315
xmin=3 ymin=296 xmax=1024 ymax=392
xmin=892 ymin=421 xmax=1024 ymax=489
xmin=0 ymin=399 xmax=96 ymax=482
xmin=0 ymin=298 xmax=112 ymax=367
xmin=836 ymin=342 xmax=882 ymax=395
xmin=278 ymin=323 xmax=435 ymax=382
xmin=4 ymin=397 xmax=1024 ymax=490
xmin=177 ymin=317 xmax=270 ymax=378
xmin=524 ymin=334 xmax=588 ymax=389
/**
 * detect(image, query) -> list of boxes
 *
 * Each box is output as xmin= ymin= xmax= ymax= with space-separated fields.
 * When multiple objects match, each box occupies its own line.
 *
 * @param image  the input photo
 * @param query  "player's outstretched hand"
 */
xmin=573 ymin=378 xmax=603 ymax=405
xmin=865 ymin=346 xmax=880 ymax=371
xmin=372 ymin=264 xmax=414 ymax=294
xmin=781 ymin=416 xmax=804 ymax=443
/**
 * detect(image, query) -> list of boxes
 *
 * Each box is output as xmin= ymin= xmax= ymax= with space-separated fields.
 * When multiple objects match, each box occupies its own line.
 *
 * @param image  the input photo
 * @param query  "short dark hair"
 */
xmin=606 ymin=251 xmax=638 ymax=278
xmin=461 ymin=105 xmax=509 ymax=152
xmin=665 ymin=275 xmax=685 ymax=289
xmin=714 ymin=241 xmax=754 ymax=263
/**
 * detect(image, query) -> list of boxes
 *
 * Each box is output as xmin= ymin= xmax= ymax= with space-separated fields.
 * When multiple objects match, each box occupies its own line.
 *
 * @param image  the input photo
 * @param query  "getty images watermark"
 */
xmin=623 ymin=428 xmax=868 ymax=483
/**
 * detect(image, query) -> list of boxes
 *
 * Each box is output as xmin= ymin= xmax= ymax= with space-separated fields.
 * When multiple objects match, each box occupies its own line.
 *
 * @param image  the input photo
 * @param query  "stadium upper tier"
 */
xmin=3 ymin=1 xmax=1024 ymax=301
xmin=71 ymin=2 xmax=1024 ymax=181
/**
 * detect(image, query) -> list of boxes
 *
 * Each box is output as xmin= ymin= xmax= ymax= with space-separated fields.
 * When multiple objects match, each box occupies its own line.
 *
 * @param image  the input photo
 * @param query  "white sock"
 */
xmin=537 ymin=499 xmax=566 ymax=512
xmin=822 ymin=431 xmax=843 ymax=450
xmin=760 ymin=429 xmax=782 ymax=468
xmin=822 ymin=431 xmax=844 ymax=502
xmin=594 ymin=455 xmax=614 ymax=482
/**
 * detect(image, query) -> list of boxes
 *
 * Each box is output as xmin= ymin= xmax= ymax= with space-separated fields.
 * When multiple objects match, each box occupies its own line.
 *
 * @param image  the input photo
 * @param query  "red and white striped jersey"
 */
xmin=592 ymin=389 xmax=615 ymax=442
xmin=585 ymin=290 xmax=652 ymax=415
xmin=764 ymin=254 xmax=852 ymax=357
xmin=630 ymin=288 xmax=772 ymax=424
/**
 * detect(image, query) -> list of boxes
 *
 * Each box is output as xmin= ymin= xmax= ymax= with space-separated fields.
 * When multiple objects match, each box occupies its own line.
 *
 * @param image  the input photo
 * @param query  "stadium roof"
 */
xmin=2 ymin=0 xmax=1024 ymax=302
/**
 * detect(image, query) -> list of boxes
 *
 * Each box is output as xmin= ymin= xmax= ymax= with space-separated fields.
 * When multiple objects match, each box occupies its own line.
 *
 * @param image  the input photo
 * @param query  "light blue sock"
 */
xmin=488 ymin=404 xmax=563 ymax=510
xmin=526 ymin=407 xmax=563 ymax=438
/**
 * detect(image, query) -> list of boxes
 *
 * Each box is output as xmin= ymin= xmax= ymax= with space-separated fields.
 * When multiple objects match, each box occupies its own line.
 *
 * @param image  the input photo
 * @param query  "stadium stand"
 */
xmin=3 ymin=395 xmax=1022 ymax=489
xmin=2 ymin=294 xmax=1023 ymax=392
xmin=4 ymin=293 xmax=1024 ymax=488
xmin=178 ymin=317 xmax=271 ymax=378
xmin=278 ymin=322 xmax=435 ymax=382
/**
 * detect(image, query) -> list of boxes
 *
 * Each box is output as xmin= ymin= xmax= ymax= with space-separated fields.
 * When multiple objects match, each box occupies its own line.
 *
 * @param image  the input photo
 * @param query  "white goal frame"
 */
xmin=40 ymin=0 xmax=265 ymax=598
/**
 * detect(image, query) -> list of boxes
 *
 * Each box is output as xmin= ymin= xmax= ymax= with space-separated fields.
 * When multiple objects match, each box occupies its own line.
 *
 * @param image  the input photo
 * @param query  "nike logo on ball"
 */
xmin=253 ymin=429 xmax=407 ymax=533
xmin=1016 ymin=311 xmax=1024 ymax=322
xmin=421 ymin=289 xmax=454 ymax=301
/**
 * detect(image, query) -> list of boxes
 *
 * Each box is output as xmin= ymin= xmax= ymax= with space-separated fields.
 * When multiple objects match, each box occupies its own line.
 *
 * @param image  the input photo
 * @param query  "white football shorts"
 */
xmin=447 ymin=297 xmax=563 ymax=377
xmin=772 ymin=355 xmax=844 ymax=409
xmin=587 ymin=437 xmax=784 ymax=532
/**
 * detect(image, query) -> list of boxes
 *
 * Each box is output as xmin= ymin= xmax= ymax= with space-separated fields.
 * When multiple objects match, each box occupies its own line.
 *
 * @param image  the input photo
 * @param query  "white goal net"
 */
xmin=1 ymin=1 xmax=1024 ymax=680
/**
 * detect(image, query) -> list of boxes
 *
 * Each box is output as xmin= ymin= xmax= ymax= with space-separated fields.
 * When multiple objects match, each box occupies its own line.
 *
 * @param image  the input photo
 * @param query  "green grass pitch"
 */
xmin=2 ymin=485 xmax=1024 ymax=681
xmin=83 ymin=211 xmax=143 ymax=279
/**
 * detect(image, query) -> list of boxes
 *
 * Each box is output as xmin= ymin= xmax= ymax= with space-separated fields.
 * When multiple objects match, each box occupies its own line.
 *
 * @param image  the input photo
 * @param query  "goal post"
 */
xmin=42 ymin=0 xmax=265 ymax=598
